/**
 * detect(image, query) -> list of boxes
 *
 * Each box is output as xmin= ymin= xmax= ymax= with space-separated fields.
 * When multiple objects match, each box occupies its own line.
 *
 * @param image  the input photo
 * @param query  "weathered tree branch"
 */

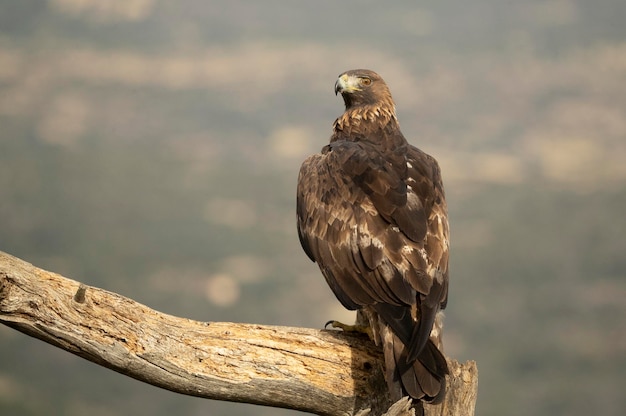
xmin=0 ymin=250 xmax=477 ymax=416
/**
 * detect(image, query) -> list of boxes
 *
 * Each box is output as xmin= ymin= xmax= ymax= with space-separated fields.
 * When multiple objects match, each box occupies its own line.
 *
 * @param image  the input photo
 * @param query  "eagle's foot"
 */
xmin=325 ymin=320 xmax=374 ymax=340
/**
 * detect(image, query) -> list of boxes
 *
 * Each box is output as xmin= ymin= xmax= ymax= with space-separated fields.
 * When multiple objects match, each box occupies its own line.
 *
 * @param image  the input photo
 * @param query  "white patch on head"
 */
xmin=407 ymin=161 xmax=413 ymax=169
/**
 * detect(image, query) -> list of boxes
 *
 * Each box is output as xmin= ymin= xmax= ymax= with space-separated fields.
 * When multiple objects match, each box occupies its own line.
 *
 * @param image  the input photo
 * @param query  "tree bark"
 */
xmin=0 ymin=250 xmax=477 ymax=416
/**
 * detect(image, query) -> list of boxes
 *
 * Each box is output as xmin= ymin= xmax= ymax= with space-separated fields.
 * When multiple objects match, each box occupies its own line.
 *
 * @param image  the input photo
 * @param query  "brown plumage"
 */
xmin=296 ymin=69 xmax=449 ymax=407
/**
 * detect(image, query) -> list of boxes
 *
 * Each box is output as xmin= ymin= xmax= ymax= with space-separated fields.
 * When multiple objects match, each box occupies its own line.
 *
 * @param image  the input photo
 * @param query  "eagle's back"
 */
xmin=297 ymin=138 xmax=448 ymax=308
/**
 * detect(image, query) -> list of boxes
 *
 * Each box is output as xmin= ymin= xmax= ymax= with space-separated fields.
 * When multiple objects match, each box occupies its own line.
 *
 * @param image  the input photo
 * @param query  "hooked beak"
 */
xmin=334 ymin=79 xmax=342 ymax=95
xmin=334 ymin=73 xmax=359 ymax=95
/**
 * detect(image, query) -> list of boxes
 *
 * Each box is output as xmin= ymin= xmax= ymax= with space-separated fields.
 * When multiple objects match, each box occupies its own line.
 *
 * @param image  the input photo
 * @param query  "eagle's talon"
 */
xmin=325 ymin=320 xmax=351 ymax=331
xmin=324 ymin=320 xmax=338 ymax=329
xmin=325 ymin=320 xmax=374 ymax=340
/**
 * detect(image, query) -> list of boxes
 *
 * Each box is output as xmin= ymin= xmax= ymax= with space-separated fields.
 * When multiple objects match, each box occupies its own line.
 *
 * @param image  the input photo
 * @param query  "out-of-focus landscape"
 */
xmin=1 ymin=1 xmax=625 ymax=415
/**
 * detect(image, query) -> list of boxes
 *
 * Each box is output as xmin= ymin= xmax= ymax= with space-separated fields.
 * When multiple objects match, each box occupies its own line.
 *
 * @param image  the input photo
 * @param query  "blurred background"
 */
xmin=1 ymin=1 xmax=625 ymax=415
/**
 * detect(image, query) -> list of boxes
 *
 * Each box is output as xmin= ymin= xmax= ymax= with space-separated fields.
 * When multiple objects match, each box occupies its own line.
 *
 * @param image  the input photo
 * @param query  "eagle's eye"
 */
xmin=361 ymin=78 xmax=372 ymax=86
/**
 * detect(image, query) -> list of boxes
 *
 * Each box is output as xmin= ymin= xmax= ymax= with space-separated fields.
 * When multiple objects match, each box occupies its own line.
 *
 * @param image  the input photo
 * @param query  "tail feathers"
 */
xmin=382 ymin=327 xmax=448 ymax=404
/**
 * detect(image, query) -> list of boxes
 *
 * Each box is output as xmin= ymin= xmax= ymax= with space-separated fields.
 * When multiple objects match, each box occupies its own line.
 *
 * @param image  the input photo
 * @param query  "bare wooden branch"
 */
xmin=0 ymin=250 xmax=477 ymax=416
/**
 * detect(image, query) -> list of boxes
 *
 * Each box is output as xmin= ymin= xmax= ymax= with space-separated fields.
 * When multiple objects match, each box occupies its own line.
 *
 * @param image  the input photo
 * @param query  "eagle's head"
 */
xmin=334 ymin=69 xmax=393 ymax=109
xmin=332 ymin=69 xmax=397 ymax=133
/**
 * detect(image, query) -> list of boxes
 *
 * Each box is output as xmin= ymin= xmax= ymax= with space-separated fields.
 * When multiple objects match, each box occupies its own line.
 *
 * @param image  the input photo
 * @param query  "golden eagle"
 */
xmin=297 ymin=69 xmax=449 ymax=406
